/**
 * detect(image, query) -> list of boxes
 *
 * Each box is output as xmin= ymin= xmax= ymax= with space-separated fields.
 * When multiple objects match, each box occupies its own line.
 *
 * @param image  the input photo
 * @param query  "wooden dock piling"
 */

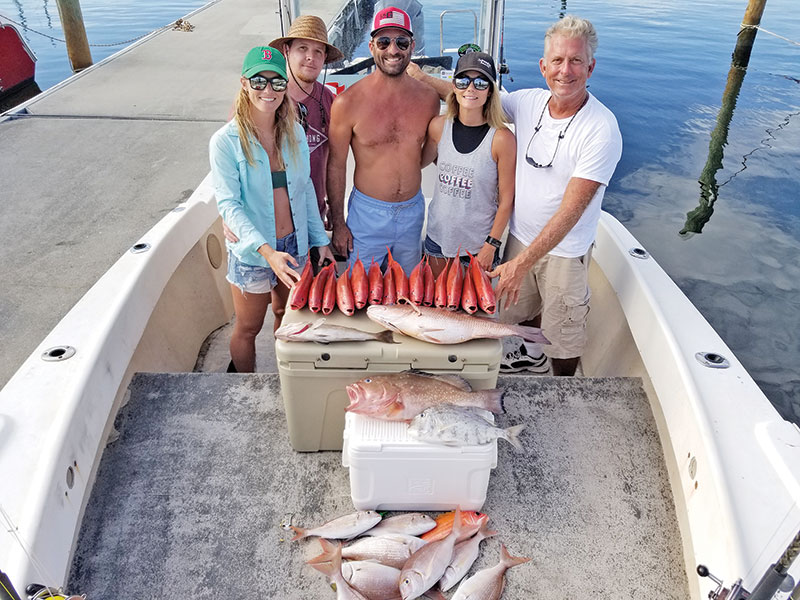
xmin=55 ymin=0 xmax=93 ymax=72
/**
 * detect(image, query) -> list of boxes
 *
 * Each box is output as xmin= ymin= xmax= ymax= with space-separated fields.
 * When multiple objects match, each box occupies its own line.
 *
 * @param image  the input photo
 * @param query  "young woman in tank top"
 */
xmin=421 ymin=51 xmax=516 ymax=277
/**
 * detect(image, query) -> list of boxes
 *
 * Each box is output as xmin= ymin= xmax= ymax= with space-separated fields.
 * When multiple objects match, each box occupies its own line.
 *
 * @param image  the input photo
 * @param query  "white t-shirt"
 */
xmin=502 ymin=88 xmax=622 ymax=257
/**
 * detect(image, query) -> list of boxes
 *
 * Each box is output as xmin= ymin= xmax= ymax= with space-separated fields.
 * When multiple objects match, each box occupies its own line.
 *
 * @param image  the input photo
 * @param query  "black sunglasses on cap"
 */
xmin=374 ymin=35 xmax=412 ymax=51
xmin=249 ymin=75 xmax=288 ymax=92
xmin=457 ymin=43 xmax=481 ymax=56
xmin=453 ymin=75 xmax=491 ymax=91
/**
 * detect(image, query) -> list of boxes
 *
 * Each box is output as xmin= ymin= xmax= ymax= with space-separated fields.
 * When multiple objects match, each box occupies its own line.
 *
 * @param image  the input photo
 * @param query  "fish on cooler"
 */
xmin=290 ymin=510 xmax=381 ymax=541
xmin=366 ymin=303 xmax=549 ymax=345
xmin=275 ymin=319 xmax=396 ymax=344
xmin=345 ymin=370 xmax=503 ymax=422
xmin=450 ymin=543 xmax=531 ymax=600
xmin=363 ymin=513 xmax=437 ymax=537
xmin=288 ymin=259 xmax=313 ymax=310
xmin=408 ymin=404 xmax=525 ymax=450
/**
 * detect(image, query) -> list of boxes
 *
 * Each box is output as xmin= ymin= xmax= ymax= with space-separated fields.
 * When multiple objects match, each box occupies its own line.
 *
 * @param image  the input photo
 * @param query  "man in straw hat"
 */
xmin=271 ymin=15 xmax=343 ymax=226
xmin=326 ymin=6 xmax=440 ymax=275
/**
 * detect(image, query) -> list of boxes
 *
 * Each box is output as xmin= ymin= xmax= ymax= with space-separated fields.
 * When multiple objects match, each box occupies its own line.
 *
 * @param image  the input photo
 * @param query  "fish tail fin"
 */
xmin=308 ymin=539 xmax=342 ymax=576
xmin=423 ymin=588 xmax=448 ymax=600
xmin=377 ymin=330 xmax=397 ymax=344
xmin=505 ymin=424 xmax=526 ymax=451
xmin=500 ymin=543 xmax=531 ymax=568
xmin=290 ymin=525 xmax=307 ymax=541
xmin=482 ymin=388 xmax=505 ymax=414
xmin=514 ymin=324 xmax=550 ymax=345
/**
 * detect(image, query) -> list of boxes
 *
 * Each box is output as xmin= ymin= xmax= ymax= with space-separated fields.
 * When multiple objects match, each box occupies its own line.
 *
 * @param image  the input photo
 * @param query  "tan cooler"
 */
xmin=276 ymin=308 xmax=501 ymax=451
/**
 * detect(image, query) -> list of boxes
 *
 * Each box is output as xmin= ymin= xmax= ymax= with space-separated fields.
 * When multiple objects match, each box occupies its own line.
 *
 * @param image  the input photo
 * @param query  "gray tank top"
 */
xmin=427 ymin=118 xmax=498 ymax=257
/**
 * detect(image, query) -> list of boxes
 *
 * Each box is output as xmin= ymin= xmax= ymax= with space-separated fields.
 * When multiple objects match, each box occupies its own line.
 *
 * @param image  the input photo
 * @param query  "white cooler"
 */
xmin=342 ymin=411 xmax=497 ymax=511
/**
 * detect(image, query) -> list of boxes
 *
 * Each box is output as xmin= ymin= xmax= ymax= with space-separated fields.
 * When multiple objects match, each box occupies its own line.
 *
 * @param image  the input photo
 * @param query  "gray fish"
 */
xmin=407 ymin=404 xmax=525 ymax=450
xmin=291 ymin=510 xmax=382 ymax=541
xmin=341 ymin=534 xmax=428 ymax=569
xmin=276 ymin=319 xmax=396 ymax=344
xmin=438 ymin=520 xmax=497 ymax=592
xmin=364 ymin=513 xmax=437 ymax=537
xmin=450 ymin=543 xmax=530 ymax=600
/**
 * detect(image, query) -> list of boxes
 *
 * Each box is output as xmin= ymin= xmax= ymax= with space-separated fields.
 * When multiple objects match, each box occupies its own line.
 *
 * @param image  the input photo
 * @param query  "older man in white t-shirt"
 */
xmin=489 ymin=15 xmax=622 ymax=376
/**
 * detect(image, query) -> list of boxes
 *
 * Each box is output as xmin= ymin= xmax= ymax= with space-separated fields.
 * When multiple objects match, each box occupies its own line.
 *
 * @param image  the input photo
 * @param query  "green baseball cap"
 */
xmin=242 ymin=46 xmax=288 ymax=79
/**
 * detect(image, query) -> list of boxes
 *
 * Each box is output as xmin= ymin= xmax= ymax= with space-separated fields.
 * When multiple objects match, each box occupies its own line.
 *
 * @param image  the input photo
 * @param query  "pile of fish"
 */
xmin=345 ymin=371 xmax=524 ymax=450
xmin=291 ymin=508 xmax=530 ymax=599
xmin=288 ymin=249 xmax=497 ymax=316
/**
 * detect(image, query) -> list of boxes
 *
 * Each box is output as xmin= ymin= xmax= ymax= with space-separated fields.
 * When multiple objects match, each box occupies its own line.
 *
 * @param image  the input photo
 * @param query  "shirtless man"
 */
xmin=327 ymin=6 xmax=440 ymax=274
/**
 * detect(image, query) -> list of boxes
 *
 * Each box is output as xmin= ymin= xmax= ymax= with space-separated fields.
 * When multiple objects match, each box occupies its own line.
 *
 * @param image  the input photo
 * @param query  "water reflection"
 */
xmin=681 ymin=24 xmax=759 ymax=236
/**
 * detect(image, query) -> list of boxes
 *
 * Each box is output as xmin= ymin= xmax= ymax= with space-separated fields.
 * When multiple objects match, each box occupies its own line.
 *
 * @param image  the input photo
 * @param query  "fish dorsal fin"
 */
xmin=403 ymin=369 xmax=473 ymax=392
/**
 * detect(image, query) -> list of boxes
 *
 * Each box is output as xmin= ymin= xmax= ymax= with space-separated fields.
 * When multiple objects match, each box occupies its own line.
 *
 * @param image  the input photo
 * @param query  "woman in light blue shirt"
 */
xmin=210 ymin=46 xmax=333 ymax=372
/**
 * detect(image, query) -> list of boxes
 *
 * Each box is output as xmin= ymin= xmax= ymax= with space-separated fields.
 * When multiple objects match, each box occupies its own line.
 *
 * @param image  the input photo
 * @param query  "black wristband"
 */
xmin=485 ymin=236 xmax=502 ymax=248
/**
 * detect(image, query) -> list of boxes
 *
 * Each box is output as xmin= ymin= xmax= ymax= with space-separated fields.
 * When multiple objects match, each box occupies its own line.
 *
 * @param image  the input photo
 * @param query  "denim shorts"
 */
xmin=226 ymin=231 xmax=306 ymax=294
xmin=424 ymin=235 xmax=500 ymax=269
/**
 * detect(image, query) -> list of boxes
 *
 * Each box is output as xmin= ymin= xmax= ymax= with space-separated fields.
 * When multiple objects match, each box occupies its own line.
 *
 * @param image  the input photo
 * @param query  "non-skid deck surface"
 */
xmin=68 ymin=374 xmax=689 ymax=599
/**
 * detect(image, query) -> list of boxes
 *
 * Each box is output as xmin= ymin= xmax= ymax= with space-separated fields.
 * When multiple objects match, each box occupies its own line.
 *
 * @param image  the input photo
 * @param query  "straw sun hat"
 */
xmin=270 ymin=15 xmax=344 ymax=64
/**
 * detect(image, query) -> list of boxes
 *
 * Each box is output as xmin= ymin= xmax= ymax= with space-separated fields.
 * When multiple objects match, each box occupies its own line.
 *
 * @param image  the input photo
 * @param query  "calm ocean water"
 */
xmin=3 ymin=0 xmax=799 ymax=424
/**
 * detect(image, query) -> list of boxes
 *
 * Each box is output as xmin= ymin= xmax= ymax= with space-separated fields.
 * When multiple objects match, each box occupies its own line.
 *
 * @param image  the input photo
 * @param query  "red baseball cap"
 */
xmin=370 ymin=6 xmax=413 ymax=37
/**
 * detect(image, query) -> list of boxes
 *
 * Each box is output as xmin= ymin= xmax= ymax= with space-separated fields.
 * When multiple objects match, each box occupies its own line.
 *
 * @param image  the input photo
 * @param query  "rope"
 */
xmin=741 ymin=23 xmax=800 ymax=47
xmin=0 ymin=13 xmax=189 ymax=47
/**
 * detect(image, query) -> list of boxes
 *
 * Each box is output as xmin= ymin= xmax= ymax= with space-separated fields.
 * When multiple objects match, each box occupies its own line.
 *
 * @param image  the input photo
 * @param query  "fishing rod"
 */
xmin=699 ymin=527 xmax=800 ymax=600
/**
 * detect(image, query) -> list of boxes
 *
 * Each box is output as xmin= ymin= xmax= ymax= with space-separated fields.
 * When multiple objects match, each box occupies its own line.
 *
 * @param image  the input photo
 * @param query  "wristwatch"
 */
xmin=485 ymin=236 xmax=502 ymax=248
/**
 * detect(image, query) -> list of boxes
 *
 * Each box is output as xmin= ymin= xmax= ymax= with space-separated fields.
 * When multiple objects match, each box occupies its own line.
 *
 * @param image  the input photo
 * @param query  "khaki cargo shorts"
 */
xmin=498 ymin=234 xmax=592 ymax=359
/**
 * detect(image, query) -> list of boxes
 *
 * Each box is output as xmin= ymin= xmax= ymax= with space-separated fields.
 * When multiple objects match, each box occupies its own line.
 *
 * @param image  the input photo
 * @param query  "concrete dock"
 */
xmin=0 ymin=0 xmax=337 ymax=389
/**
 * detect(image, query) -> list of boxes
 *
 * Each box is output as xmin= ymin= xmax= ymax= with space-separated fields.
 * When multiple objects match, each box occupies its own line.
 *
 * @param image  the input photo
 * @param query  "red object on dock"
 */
xmin=0 ymin=19 xmax=37 ymax=98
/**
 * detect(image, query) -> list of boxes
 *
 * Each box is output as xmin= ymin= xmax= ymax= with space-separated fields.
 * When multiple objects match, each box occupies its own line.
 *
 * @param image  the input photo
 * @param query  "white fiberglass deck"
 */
xmin=68 ymin=373 xmax=688 ymax=598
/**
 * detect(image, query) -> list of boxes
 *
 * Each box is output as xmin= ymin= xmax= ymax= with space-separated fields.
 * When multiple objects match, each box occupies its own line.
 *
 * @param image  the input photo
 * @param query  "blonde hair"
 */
xmin=544 ymin=15 xmax=598 ymax=60
xmin=234 ymin=86 xmax=300 ymax=168
xmin=445 ymin=81 xmax=509 ymax=131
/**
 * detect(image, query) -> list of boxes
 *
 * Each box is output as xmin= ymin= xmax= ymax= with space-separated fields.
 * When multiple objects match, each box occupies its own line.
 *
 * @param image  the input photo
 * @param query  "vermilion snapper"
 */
xmin=351 ymin=256 xmax=368 ymax=310
xmin=368 ymin=258 xmax=383 ymax=305
xmin=288 ymin=259 xmax=313 ymax=310
xmin=321 ymin=263 xmax=337 ymax=315
xmin=460 ymin=264 xmax=477 ymax=314
xmin=434 ymin=258 xmax=449 ymax=308
xmin=446 ymin=255 xmax=463 ymax=310
xmin=468 ymin=251 xmax=496 ymax=314
xmin=422 ymin=257 xmax=435 ymax=307
xmin=408 ymin=257 xmax=425 ymax=305
xmin=421 ymin=510 xmax=488 ymax=543
xmin=336 ymin=264 xmax=355 ymax=316
xmin=382 ymin=268 xmax=396 ymax=305
xmin=386 ymin=247 xmax=409 ymax=302
xmin=308 ymin=264 xmax=331 ymax=313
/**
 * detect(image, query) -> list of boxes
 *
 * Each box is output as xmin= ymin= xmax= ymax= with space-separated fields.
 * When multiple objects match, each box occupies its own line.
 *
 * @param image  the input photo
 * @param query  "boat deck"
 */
xmin=68 ymin=373 xmax=689 ymax=598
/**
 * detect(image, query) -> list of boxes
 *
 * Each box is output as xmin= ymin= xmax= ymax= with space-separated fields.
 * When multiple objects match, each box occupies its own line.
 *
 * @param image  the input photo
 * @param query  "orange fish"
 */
xmin=408 ymin=257 xmax=426 ymax=305
xmin=446 ymin=255 xmax=463 ymax=311
xmin=421 ymin=510 xmax=489 ymax=543
xmin=468 ymin=251 xmax=496 ymax=314
xmin=308 ymin=264 xmax=331 ymax=313
xmin=461 ymin=262 xmax=478 ymax=314
xmin=321 ymin=263 xmax=338 ymax=315
xmin=382 ymin=267 xmax=396 ymax=305
xmin=386 ymin=247 xmax=409 ymax=302
xmin=434 ymin=258 xmax=449 ymax=308
xmin=422 ymin=256 xmax=435 ymax=307
xmin=351 ymin=256 xmax=368 ymax=310
xmin=368 ymin=258 xmax=383 ymax=305
xmin=288 ymin=259 xmax=313 ymax=310
xmin=336 ymin=264 xmax=355 ymax=316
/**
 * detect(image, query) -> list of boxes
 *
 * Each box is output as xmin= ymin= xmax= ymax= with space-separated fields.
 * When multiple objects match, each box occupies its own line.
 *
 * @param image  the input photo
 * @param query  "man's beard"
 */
xmin=374 ymin=54 xmax=410 ymax=77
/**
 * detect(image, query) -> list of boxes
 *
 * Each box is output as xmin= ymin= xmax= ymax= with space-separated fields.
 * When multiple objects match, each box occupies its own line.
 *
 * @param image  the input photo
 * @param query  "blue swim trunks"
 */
xmin=346 ymin=187 xmax=424 ymax=275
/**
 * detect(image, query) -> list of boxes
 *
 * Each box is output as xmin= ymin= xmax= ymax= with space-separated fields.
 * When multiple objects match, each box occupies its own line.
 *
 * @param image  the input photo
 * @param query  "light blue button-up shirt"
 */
xmin=209 ymin=120 xmax=329 ymax=267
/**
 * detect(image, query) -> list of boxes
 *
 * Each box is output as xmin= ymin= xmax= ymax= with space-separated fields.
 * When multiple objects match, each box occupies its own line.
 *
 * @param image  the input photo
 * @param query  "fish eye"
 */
xmin=364 ymin=378 xmax=372 ymax=383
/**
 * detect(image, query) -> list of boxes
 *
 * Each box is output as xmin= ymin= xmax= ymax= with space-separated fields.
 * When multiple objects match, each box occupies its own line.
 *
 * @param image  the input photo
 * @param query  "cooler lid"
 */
xmin=278 ymin=308 xmax=501 ymax=370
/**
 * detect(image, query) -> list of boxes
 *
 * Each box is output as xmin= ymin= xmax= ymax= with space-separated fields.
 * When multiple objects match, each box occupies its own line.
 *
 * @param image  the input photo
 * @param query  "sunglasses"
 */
xmin=373 ymin=35 xmax=412 ymax=51
xmin=248 ymin=75 xmax=288 ymax=92
xmin=457 ymin=43 xmax=481 ymax=57
xmin=453 ymin=75 xmax=491 ymax=91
